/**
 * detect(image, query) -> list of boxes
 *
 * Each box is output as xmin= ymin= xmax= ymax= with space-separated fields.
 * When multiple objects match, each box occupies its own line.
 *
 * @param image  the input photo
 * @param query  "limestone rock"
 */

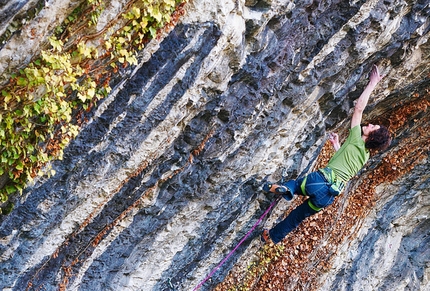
xmin=0 ymin=0 xmax=429 ymax=291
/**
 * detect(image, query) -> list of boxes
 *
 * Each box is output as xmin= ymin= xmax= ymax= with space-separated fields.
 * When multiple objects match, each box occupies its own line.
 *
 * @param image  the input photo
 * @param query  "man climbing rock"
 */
xmin=261 ymin=64 xmax=392 ymax=244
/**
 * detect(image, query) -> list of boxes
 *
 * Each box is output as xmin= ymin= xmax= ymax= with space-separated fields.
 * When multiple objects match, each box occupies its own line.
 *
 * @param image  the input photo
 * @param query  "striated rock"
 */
xmin=0 ymin=0 xmax=429 ymax=291
xmin=325 ymin=161 xmax=429 ymax=291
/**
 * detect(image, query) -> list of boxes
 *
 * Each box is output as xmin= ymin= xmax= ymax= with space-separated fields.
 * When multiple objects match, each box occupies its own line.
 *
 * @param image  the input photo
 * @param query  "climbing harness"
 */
xmin=300 ymin=167 xmax=344 ymax=197
xmin=298 ymin=176 xmax=323 ymax=211
xmin=319 ymin=167 xmax=344 ymax=196
xmin=299 ymin=167 xmax=345 ymax=212
xmin=192 ymin=196 xmax=281 ymax=291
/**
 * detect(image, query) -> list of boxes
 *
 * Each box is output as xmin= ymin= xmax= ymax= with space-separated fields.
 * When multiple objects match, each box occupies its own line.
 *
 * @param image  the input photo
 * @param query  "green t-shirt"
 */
xmin=327 ymin=125 xmax=369 ymax=182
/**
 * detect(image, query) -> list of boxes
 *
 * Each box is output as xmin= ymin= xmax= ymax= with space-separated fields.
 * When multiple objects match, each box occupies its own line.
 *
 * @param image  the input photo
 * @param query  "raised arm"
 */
xmin=350 ymin=65 xmax=384 ymax=128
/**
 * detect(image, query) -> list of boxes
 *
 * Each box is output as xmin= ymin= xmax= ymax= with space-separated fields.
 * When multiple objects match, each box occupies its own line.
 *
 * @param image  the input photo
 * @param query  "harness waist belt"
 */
xmin=319 ymin=167 xmax=335 ymax=183
xmin=319 ymin=167 xmax=345 ymax=194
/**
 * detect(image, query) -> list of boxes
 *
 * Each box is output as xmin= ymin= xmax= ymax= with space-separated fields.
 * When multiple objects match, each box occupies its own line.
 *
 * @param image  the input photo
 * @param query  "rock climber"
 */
xmin=261 ymin=64 xmax=392 ymax=244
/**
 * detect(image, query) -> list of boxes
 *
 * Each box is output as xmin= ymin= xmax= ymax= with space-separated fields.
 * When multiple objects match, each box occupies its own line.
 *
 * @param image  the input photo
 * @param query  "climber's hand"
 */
xmin=369 ymin=64 xmax=384 ymax=85
xmin=329 ymin=132 xmax=340 ymax=151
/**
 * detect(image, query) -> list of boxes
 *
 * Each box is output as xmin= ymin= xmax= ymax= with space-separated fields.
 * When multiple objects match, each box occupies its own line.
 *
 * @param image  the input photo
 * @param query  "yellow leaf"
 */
xmin=105 ymin=40 xmax=112 ymax=50
xmin=140 ymin=18 xmax=148 ymax=29
xmin=87 ymin=88 xmax=95 ymax=98
xmin=126 ymin=55 xmax=138 ymax=66
xmin=165 ymin=0 xmax=175 ymax=6
xmin=77 ymin=92 xmax=86 ymax=102
xmin=131 ymin=6 xmax=140 ymax=18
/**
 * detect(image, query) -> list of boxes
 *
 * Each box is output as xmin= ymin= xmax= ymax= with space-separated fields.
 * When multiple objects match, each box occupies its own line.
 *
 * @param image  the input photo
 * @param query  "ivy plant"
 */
xmin=0 ymin=0 xmax=187 ymax=214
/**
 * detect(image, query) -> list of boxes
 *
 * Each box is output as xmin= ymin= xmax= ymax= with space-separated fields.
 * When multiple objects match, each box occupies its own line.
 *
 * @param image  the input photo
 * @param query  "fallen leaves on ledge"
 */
xmin=215 ymin=91 xmax=430 ymax=291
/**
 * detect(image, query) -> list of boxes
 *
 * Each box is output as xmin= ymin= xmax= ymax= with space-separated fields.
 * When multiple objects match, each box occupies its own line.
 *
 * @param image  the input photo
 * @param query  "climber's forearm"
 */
xmin=351 ymin=65 xmax=383 ymax=128
xmin=332 ymin=142 xmax=341 ymax=151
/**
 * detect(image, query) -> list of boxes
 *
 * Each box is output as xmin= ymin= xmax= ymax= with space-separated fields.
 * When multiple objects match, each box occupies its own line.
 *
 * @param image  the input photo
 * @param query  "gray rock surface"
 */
xmin=0 ymin=0 xmax=429 ymax=290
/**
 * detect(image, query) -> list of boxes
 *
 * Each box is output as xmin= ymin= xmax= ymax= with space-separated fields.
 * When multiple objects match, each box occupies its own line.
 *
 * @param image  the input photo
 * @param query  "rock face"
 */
xmin=0 ymin=0 xmax=429 ymax=291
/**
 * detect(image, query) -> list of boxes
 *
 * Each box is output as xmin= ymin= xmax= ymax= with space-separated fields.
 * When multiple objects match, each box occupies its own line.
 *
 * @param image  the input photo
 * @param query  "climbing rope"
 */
xmin=192 ymin=196 xmax=281 ymax=290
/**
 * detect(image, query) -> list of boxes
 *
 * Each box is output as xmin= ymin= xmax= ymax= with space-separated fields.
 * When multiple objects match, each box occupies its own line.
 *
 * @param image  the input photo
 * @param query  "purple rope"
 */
xmin=192 ymin=197 xmax=280 ymax=291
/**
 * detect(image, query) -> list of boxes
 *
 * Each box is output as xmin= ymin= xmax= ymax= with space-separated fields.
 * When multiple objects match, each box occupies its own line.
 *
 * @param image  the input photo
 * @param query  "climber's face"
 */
xmin=362 ymin=124 xmax=380 ymax=136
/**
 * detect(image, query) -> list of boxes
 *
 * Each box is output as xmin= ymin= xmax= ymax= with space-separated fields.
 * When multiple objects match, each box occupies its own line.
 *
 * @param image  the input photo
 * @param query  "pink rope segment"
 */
xmin=192 ymin=197 xmax=280 ymax=291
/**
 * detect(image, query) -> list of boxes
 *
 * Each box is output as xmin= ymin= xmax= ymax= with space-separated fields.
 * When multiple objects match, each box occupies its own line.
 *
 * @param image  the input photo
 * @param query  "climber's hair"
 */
xmin=365 ymin=125 xmax=391 ymax=151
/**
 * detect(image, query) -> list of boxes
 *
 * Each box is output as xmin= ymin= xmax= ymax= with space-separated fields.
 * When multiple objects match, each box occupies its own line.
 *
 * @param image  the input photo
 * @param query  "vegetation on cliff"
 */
xmin=0 ymin=0 xmax=187 ymax=212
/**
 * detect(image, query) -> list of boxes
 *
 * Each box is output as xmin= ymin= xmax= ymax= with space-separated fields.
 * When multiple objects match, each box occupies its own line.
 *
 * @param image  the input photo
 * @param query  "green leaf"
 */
xmin=17 ymin=77 xmax=28 ymax=86
xmin=33 ymin=104 xmax=40 ymax=114
xmin=149 ymin=27 xmax=157 ymax=38
xmin=5 ymin=185 xmax=16 ymax=195
xmin=0 ymin=192 xmax=7 ymax=203
xmin=16 ymin=162 xmax=24 ymax=171
xmin=27 ymin=144 xmax=35 ymax=153
xmin=2 ymin=90 xmax=11 ymax=98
